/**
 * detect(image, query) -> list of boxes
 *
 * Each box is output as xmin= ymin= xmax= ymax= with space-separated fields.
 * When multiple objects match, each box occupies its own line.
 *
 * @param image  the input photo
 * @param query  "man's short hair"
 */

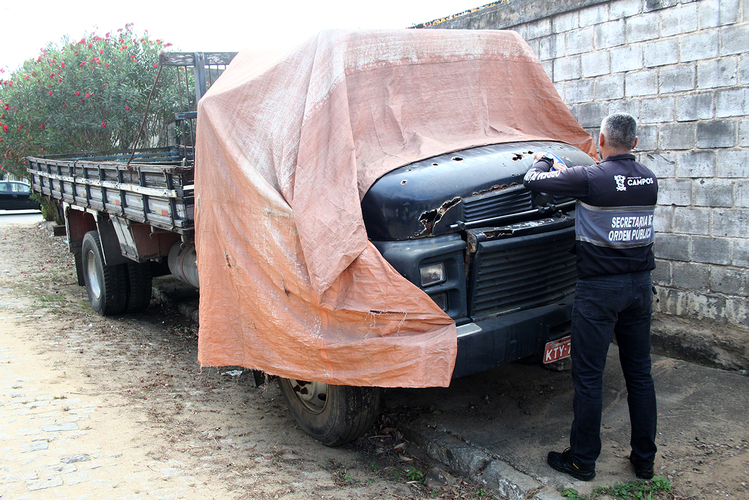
xmin=601 ymin=113 xmax=637 ymax=150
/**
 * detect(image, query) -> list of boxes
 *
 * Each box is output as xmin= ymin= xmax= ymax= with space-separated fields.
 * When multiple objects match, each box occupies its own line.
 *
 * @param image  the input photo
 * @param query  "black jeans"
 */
xmin=569 ymin=271 xmax=657 ymax=470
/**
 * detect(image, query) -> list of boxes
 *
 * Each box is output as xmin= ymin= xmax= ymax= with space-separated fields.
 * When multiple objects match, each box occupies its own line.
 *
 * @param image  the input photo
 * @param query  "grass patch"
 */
xmin=562 ymin=476 xmax=673 ymax=500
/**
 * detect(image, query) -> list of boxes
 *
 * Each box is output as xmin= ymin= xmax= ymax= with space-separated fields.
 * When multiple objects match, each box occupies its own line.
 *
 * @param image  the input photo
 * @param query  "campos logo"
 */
xmin=614 ymin=175 xmax=627 ymax=191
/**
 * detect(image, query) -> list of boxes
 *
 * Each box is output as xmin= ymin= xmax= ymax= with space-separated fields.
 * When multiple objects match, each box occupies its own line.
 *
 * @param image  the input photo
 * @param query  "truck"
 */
xmin=28 ymin=31 xmax=598 ymax=446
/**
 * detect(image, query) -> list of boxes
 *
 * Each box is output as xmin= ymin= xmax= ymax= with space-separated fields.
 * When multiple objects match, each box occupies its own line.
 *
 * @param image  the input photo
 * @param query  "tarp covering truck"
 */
xmin=28 ymin=29 xmax=597 ymax=446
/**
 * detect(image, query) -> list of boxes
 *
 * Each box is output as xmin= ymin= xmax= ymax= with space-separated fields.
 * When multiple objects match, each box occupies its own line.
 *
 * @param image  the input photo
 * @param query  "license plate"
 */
xmin=543 ymin=336 xmax=571 ymax=364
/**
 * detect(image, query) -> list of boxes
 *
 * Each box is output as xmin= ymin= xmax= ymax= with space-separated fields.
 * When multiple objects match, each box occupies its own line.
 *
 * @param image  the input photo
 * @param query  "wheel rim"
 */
xmin=86 ymin=250 xmax=102 ymax=301
xmin=288 ymin=379 xmax=329 ymax=414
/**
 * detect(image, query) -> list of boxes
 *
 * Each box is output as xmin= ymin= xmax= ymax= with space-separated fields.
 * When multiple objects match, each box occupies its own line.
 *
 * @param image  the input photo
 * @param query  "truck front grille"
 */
xmin=469 ymin=227 xmax=577 ymax=319
xmin=463 ymin=186 xmax=532 ymax=223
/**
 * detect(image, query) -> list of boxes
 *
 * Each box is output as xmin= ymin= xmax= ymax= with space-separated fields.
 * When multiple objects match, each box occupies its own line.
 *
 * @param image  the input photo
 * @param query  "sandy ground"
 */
xmin=0 ymin=222 xmax=488 ymax=500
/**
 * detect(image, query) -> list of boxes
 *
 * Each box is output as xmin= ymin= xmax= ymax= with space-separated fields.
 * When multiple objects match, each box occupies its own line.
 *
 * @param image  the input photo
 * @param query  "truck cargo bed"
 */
xmin=27 ymin=147 xmax=195 ymax=234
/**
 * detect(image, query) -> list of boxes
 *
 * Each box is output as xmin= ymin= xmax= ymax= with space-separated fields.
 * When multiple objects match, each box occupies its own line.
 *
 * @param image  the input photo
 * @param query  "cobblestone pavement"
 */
xmin=0 ymin=317 xmax=225 ymax=499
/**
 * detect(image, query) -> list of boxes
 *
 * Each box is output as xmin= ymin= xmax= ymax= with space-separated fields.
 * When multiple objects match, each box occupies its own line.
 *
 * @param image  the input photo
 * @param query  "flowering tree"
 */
xmin=0 ymin=24 xmax=185 ymax=179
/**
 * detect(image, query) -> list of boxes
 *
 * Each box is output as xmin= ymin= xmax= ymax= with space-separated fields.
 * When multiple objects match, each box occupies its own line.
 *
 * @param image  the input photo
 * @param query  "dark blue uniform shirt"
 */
xmin=523 ymin=153 xmax=658 ymax=279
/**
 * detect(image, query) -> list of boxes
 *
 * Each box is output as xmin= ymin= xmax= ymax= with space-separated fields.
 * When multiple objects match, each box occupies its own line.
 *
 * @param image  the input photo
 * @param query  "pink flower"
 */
xmin=61 ymin=62 xmax=65 ymax=68
xmin=125 ymin=106 xmax=130 ymax=110
xmin=79 ymin=61 xmax=87 ymax=66
xmin=58 ymin=78 xmax=62 ymax=83
xmin=50 ymin=72 xmax=55 ymax=78
xmin=74 ymin=91 xmax=80 ymax=96
xmin=100 ymin=49 xmax=104 ymax=54
xmin=101 ymin=122 xmax=106 ymax=128
xmin=153 ymin=64 xmax=158 ymax=68
xmin=48 ymin=91 xmax=52 ymax=95
xmin=40 ymin=124 xmax=45 ymax=130
xmin=2 ymin=124 xmax=7 ymax=132
xmin=85 ymin=93 xmax=90 ymax=98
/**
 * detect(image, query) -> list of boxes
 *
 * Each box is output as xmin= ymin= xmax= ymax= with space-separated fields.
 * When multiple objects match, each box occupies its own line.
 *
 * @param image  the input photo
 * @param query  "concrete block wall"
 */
xmin=429 ymin=0 xmax=749 ymax=327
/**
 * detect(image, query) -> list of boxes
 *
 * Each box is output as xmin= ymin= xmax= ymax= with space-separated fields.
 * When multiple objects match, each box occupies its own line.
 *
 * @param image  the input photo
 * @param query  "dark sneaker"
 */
xmin=629 ymin=455 xmax=654 ymax=480
xmin=547 ymin=449 xmax=596 ymax=481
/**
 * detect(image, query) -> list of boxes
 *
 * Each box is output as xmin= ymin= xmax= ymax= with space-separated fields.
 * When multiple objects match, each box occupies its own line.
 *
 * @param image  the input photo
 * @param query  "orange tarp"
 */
xmin=194 ymin=29 xmax=596 ymax=388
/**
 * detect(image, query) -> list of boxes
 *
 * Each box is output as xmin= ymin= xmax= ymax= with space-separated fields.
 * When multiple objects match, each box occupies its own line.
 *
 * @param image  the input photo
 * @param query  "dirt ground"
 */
xmin=0 ymin=221 xmax=490 ymax=500
xmin=2 ymin=221 xmax=748 ymax=500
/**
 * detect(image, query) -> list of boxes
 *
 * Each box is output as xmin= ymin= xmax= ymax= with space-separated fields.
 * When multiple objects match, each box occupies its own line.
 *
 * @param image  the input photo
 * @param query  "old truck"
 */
xmin=28 ymin=31 xmax=597 ymax=446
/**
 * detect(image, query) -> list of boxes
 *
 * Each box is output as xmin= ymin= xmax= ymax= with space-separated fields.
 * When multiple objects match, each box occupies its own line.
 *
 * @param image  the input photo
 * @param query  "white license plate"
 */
xmin=543 ymin=335 xmax=571 ymax=364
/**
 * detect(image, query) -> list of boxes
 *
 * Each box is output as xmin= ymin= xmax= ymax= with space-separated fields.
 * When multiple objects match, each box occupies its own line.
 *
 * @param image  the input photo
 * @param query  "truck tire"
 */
xmin=82 ymin=231 xmax=128 ymax=316
xmin=278 ymin=378 xmax=381 ymax=447
xmin=125 ymin=261 xmax=152 ymax=313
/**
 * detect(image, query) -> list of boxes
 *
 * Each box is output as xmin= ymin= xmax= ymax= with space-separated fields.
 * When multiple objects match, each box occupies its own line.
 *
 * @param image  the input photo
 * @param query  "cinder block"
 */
xmin=676 ymin=150 xmax=716 ymax=178
xmin=725 ymin=296 xmax=749 ymax=327
xmin=713 ymin=208 xmax=749 ymax=238
xmin=732 ymin=238 xmax=749 ymax=267
xmin=736 ymin=181 xmax=749 ymax=208
xmin=579 ymin=3 xmax=609 ymax=27
xmin=710 ymin=266 xmax=748 ymax=296
xmin=553 ymin=10 xmax=578 ymax=33
xmin=642 ymin=151 xmax=675 ymax=177
xmin=692 ymin=236 xmax=730 ymax=265
xmin=567 ymin=26 xmax=596 ymax=55
xmin=680 ymin=31 xmax=719 ymax=63
xmin=582 ymin=51 xmax=610 ymax=77
xmin=697 ymin=58 xmax=738 ymax=89
xmin=661 ymin=2 xmax=698 ymax=37
xmin=654 ymin=205 xmax=674 ymax=232
xmin=720 ymin=24 xmax=749 ymax=56
xmin=636 ymin=125 xmax=659 ymax=152
xmin=717 ymin=88 xmax=749 ymax=117
xmin=660 ymin=65 xmax=695 ymax=93
xmin=659 ymin=122 xmax=696 ymax=150
xmin=526 ymin=17 xmax=552 ymax=39
xmin=640 ymin=97 xmax=675 ymax=124
xmin=652 ymin=258 xmax=672 ymax=286
xmin=654 ymin=233 xmax=691 ymax=261
xmin=673 ymin=207 xmax=711 ymax=235
xmin=671 ymin=261 xmax=710 ymax=291
xmin=715 ymin=150 xmax=749 ymax=177
xmin=659 ymin=179 xmax=693 ymax=206
xmin=644 ymin=38 xmax=680 ymax=67
xmin=739 ymin=57 xmax=749 ymax=86
xmin=698 ymin=0 xmax=720 ymax=29
xmin=627 ymin=14 xmax=660 ymax=42
xmin=696 ymin=120 xmax=736 ymax=148
xmin=718 ymin=0 xmax=740 ymax=27
xmin=740 ymin=120 xmax=749 ymax=147
xmin=594 ymin=73 xmax=625 ymax=100
xmin=553 ymin=56 xmax=581 ymax=82
xmin=626 ymin=70 xmax=658 ymax=97
xmin=611 ymin=44 xmax=643 ymax=72
xmin=573 ymin=102 xmax=606 ymax=128
xmin=565 ymin=79 xmax=595 ymax=104
xmin=676 ymin=92 xmax=714 ymax=122
xmin=693 ymin=179 xmax=735 ymax=208
xmin=611 ymin=0 xmax=642 ymax=20
xmin=596 ymin=20 xmax=626 ymax=48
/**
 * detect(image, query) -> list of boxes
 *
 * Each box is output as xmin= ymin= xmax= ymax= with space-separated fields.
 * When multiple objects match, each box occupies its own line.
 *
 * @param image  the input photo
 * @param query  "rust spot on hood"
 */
xmin=416 ymin=196 xmax=462 ymax=237
xmin=471 ymin=182 xmax=519 ymax=197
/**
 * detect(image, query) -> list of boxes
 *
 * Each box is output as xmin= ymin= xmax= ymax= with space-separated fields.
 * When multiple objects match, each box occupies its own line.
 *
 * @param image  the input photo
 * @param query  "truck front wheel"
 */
xmin=82 ymin=231 xmax=128 ymax=316
xmin=278 ymin=378 xmax=381 ymax=446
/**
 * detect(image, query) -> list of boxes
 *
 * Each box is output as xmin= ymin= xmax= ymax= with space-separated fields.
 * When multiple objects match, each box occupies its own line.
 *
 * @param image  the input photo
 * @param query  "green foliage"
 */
xmin=0 ymin=24 xmax=188 ymax=178
xmin=561 ymin=476 xmax=673 ymax=500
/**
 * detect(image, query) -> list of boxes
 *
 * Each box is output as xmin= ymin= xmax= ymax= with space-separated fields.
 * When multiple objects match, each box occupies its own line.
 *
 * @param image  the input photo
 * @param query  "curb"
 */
xmin=402 ymin=421 xmax=558 ymax=500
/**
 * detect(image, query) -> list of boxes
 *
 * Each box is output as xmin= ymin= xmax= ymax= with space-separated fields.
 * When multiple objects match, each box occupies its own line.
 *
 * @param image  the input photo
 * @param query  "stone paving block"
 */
xmin=41 ymin=422 xmax=78 ymax=432
xmin=20 ymin=442 xmax=49 ymax=453
xmin=25 ymin=476 xmax=63 ymax=491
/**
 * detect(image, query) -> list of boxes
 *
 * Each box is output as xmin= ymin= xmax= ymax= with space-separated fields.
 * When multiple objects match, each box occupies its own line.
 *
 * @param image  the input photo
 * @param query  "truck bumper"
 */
xmin=452 ymin=296 xmax=573 ymax=379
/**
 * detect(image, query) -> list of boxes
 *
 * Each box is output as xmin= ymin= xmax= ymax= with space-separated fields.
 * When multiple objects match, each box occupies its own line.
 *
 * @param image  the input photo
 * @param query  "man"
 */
xmin=523 ymin=113 xmax=658 ymax=482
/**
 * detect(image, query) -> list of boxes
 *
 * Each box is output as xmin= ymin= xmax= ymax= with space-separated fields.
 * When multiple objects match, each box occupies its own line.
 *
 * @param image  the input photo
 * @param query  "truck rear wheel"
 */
xmin=125 ymin=261 xmax=152 ymax=313
xmin=278 ymin=378 xmax=381 ymax=446
xmin=82 ymin=231 xmax=128 ymax=316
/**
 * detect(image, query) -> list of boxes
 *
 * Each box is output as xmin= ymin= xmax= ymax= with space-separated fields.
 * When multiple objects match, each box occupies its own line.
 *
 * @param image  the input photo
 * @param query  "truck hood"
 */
xmin=362 ymin=141 xmax=597 ymax=241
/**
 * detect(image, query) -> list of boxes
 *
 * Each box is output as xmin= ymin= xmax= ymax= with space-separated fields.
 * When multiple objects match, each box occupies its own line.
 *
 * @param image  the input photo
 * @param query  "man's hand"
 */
xmin=533 ymin=152 xmax=567 ymax=171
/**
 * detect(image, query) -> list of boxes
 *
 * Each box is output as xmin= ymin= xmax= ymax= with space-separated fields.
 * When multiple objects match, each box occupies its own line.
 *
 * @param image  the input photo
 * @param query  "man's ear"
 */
xmin=599 ymin=132 xmax=606 ymax=148
xmin=632 ymin=136 xmax=639 ymax=150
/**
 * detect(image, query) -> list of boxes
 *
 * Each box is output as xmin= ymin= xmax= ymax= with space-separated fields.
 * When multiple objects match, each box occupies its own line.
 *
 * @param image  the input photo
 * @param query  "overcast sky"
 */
xmin=1 ymin=0 xmax=487 ymax=73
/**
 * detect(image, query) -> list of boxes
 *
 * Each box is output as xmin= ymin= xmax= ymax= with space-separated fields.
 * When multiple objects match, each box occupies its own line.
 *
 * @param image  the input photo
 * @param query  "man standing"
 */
xmin=523 ymin=113 xmax=658 ymax=481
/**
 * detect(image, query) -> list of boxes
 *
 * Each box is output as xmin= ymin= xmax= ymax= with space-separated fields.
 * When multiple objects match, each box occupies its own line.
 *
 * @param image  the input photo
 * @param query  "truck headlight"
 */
xmin=420 ymin=262 xmax=446 ymax=287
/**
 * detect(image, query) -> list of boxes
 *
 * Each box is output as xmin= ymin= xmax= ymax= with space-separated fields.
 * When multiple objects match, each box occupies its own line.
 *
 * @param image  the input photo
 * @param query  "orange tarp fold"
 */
xmin=194 ymin=29 xmax=596 ymax=388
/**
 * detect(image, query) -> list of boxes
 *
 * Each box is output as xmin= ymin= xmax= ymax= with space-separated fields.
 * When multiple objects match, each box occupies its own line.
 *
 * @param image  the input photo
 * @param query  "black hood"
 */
xmin=361 ymin=141 xmax=596 ymax=241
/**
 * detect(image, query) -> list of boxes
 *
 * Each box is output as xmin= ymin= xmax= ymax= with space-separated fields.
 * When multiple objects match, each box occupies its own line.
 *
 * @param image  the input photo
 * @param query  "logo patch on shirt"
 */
xmin=614 ymin=175 xmax=627 ymax=191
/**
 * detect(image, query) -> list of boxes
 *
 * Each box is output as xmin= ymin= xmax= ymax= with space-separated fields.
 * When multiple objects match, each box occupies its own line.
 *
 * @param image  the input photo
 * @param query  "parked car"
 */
xmin=0 ymin=181 xmax=41 ymax=210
